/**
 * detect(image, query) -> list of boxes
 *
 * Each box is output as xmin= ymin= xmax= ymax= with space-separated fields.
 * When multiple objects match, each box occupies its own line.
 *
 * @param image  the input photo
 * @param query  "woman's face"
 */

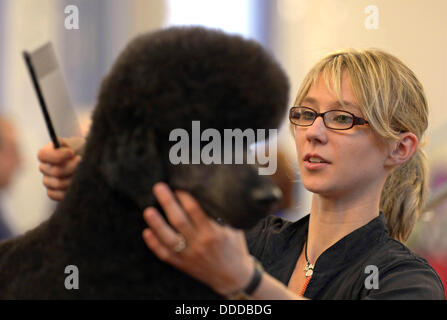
xmin=294 ymin=73 xmax=390 ymax=200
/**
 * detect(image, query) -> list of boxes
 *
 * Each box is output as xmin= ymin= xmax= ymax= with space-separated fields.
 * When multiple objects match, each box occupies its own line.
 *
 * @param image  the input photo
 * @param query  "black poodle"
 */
xmin=0 ymin=26 xmax=289 ymax=299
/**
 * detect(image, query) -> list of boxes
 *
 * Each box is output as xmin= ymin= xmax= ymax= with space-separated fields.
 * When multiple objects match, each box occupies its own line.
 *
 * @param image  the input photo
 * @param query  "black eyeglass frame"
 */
xmin=289 ymin=106 xmax=369 ymax=130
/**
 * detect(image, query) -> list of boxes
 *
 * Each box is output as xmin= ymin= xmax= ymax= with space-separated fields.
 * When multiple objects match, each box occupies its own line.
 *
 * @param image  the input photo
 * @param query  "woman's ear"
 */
xmin=384 ymin=132 xmax=418 ymax=168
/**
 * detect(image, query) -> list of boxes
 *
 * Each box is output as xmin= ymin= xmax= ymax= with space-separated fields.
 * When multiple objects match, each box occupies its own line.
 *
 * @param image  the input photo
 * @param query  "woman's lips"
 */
xmin=303 ymin=160 xmax=330 ymax=170
xmin=303 ymin=154 xmax=331 ymax=170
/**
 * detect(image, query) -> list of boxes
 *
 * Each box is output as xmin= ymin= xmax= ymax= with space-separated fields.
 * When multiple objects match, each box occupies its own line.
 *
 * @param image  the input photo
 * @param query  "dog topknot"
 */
xmin=89 ymin=26 xmax=290 ymax=145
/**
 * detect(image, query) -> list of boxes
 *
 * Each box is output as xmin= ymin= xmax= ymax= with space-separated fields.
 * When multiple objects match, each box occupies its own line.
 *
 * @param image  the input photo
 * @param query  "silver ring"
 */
xmin=173 ymin=233 xmax=187 ymax=253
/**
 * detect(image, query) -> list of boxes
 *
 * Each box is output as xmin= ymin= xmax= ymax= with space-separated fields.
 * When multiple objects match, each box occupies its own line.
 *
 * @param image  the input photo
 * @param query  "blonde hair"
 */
xmin=293 ymin=48 xmax=429 ymax=243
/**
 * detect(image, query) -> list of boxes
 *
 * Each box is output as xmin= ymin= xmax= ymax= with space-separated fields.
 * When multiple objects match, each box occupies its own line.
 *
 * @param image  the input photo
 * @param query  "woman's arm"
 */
xmin=142 ymin=182 xmax=306 ymax=300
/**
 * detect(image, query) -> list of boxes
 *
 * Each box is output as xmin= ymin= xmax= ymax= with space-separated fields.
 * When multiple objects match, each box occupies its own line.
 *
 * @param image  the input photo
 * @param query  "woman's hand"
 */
xmin=37 ymin=137 xmax=84 ymax=201
xmin=142 ymin=182 xmax=255 ymax=297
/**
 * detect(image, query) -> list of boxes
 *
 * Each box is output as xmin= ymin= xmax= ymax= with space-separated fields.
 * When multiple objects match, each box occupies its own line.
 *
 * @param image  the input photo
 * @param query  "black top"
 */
xmin=245 ymin=213 xmax=445 ymax=300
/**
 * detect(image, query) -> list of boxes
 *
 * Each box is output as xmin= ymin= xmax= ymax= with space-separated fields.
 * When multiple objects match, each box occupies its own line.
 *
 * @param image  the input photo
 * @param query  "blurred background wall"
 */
xmin=0 ymin=0 xmax=446 ymax=293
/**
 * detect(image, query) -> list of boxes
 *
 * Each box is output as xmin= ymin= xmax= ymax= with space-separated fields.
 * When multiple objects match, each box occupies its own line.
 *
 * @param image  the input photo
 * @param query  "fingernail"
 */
xmin=142 ymin=228 xmax=151 ymax=238
xmin=153 ymin=182 xmax=168 ymax=193
xmin=153 ymin=182 xmax=161 ymax=192
xmin=145 ymin=207 xmax=156 ymax=217
xmin=64 ymin=150 xmax=74 ymax=158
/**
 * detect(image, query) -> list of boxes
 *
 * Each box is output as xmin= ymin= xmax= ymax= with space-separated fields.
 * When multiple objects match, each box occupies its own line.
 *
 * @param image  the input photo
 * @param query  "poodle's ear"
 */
xmin=99 ymin=126 xmax=164 ymax=209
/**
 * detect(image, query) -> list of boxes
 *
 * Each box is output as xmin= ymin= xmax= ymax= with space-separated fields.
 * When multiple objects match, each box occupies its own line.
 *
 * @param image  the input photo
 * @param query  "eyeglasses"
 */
xmin=289 ymin=106 xmax=369 ymax=130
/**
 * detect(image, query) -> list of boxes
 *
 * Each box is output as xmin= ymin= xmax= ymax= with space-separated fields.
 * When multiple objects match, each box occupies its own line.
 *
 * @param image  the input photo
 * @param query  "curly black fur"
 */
xmin=0 ymin=26 xmax=289 ymax=299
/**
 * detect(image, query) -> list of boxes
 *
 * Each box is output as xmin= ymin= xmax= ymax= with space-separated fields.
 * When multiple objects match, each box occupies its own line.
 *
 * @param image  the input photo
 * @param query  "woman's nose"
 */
xmin=305 ymin=116 xmax=328 ymax=144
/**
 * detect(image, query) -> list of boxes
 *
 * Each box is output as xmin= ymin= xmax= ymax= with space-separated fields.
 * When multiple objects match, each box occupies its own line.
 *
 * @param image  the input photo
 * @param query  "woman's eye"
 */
xmin=334 ymin=115 xmax=352 ymax=123
xmin=302 ymin=111 xmax=315 ymax=120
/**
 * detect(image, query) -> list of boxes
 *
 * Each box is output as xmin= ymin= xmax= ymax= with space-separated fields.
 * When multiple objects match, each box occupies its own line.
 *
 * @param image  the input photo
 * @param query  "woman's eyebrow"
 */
xmin=301 ymin=97 xmax=317 ymax=105
xmin=301 ymin=96 xmax=360 ymax=110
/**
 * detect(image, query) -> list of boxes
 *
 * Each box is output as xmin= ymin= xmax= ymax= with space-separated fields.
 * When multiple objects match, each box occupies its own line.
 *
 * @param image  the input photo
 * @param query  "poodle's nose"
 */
xmin=251 ymin=185 xmax=282 ymax=209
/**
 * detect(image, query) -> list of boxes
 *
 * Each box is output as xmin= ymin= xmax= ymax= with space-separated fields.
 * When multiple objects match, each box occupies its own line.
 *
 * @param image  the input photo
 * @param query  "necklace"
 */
xmin=304 ymin=240 xmax=314 ymax=277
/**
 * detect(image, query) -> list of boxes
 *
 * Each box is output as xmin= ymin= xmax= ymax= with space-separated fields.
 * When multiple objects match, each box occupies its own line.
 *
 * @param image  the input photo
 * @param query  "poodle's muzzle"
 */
xmin=168 ymin=162 xmax=282 ymax=230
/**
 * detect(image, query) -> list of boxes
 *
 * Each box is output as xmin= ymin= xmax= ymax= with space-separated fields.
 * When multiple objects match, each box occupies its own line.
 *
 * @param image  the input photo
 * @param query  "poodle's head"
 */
xmin=84 ymin=26 xmax=290 ymax=229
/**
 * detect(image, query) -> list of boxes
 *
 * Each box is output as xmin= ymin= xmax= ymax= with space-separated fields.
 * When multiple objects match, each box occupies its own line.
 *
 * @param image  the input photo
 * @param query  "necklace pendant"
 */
xmin=304 ymin=262 xmax=314 ymax=277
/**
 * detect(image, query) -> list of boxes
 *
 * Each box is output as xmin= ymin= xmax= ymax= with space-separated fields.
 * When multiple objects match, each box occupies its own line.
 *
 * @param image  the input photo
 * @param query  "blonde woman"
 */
xmin=38 ymin=49 xmax=444 ymax=299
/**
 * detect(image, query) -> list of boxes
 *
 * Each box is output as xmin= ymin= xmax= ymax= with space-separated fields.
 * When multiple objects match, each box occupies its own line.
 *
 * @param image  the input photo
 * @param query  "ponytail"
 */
xmin=380 ymin=147 xmax=429 ymax=243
